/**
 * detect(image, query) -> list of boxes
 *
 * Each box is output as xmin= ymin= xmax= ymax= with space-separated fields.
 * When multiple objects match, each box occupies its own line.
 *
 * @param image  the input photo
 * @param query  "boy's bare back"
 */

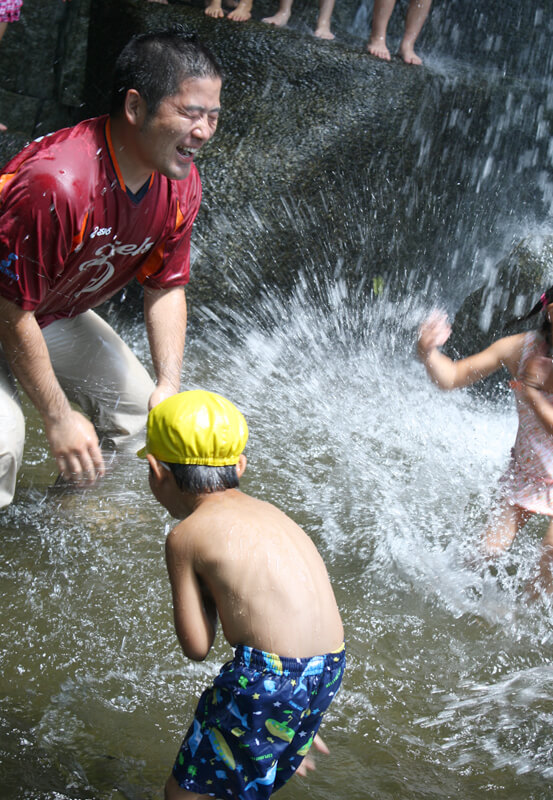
xmin=166 ymin=488 xmax=344 ymax=659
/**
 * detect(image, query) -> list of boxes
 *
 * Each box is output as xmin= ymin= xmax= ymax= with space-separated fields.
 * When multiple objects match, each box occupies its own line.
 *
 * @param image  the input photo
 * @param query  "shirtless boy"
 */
xmin=138 ymin=390 xmax=345 ymax=799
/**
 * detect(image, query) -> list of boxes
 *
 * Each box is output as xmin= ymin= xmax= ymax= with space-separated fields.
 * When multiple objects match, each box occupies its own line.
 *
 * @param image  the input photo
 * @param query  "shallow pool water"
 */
xmin=2 ymin=275 xmax=553 ymax=799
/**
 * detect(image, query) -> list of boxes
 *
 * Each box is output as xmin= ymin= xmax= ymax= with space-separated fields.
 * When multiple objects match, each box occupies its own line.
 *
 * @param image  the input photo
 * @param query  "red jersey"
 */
xmin=0 ymin=115 xmax=201 ymax=327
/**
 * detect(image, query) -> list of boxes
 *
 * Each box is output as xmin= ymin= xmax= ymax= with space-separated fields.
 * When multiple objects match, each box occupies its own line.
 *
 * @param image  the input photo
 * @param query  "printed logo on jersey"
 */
xmin=75 ymin=236 xmax=155 ymax=297
xmin=90 ymin=226 xmax=112 ymax=238
xmin=0 ymin=253 xmax=20 ymax=282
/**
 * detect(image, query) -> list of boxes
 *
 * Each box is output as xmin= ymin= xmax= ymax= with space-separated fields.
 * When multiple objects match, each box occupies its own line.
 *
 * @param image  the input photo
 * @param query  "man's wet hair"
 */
xmin=111 ymin=26 xmax=222 ymax=117
xmin=167 ymin=463 xmax=240 ymax=494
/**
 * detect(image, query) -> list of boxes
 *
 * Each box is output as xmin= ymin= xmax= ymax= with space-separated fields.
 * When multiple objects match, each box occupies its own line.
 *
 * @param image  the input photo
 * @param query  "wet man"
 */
xmin=0 ymin=27 xmax=222 ymax=506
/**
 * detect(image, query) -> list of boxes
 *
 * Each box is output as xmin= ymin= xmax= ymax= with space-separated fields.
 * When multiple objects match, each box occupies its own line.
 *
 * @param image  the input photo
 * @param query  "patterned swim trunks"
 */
xmin=172 ymin=643 xmax=346 ymax=799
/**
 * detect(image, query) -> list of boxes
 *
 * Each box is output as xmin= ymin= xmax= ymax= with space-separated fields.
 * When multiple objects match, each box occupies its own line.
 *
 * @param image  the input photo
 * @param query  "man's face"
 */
xmin=137 ymin=75 xmax=222 ymax=181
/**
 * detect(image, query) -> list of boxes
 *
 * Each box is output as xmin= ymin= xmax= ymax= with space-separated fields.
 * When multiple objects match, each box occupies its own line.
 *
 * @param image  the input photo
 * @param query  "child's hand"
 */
xmin=295 ymin=733 xmax=329 ymax=777
xmin=522 ymin=355 xmax=553 ymax=392
xmin=417 ymin=310 xmax=451 ymax=360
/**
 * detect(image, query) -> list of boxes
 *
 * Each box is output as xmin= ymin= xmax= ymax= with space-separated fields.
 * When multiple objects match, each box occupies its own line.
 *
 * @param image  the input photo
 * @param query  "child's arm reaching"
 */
xmin=165 ymin=525 xmax=217 ymax=661
xmin=417 ymin=310 xmax=525 ymax=390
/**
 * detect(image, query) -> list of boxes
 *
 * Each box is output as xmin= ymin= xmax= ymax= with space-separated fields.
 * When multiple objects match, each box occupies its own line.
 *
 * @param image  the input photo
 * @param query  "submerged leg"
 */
xmin=481 ymin=501 xmax=531 ymax=557
xmin=164 ymin=775 xmax=209 ymax=799
xmin=526 ymin=517 xmax=553 ymax=600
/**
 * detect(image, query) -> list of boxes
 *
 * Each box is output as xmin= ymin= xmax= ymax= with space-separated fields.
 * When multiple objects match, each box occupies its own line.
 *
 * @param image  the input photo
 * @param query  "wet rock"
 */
xmin=445 ymin=236 xmax=553 ymax=397
xmin=449 ymin=236 xmax=553 ymax=355
xmin=0 ymin=88 xmax=39 ymax=141
xmin=0 ymin=0 xmax=89 ymax=141
xmin=1 ymin=0 xmax=552 ymax=337
xmin=81 ymin=0 xmax=527 ymax=318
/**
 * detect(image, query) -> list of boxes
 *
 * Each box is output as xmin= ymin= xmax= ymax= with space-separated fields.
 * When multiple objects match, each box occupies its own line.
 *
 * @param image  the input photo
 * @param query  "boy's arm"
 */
xmin=165 ymin=526 xmax=217 ymax=661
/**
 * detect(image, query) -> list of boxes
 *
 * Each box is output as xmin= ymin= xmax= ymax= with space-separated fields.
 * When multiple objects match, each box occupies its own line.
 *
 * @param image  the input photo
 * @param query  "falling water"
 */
xmin=3 ymin=2 xmax=553 ymax=798
xmin=2 ymin=267 xmax=553 ymax=798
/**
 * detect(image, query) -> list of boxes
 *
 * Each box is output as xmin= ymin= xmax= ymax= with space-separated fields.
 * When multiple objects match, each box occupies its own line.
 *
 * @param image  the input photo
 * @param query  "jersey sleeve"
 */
xmin=0 ymin=164 xmax=85 ymax=311
xmin=136 ymin=167 xmax=202 ymax=290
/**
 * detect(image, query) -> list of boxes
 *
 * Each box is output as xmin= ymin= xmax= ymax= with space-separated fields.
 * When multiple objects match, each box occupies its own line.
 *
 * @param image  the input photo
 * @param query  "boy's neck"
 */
xmin=177 ymin=487 xmax=242 ymax=518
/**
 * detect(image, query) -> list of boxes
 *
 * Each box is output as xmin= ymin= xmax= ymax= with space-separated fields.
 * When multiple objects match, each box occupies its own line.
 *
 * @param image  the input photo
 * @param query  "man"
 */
xmin=0 ymin=27 xmax=222 ymax=506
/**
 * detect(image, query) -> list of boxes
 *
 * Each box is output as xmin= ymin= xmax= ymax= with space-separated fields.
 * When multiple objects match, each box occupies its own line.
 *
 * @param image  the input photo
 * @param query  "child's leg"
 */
xmin=399 ymin=0 xmax=432 ymax=64
xmin=204 ymin=0 xmax=224 ymax=18
xmin=164 ymin=775 xmax=207 ymax=799
xmin=526 ymin=517 xmax=553 ymax=600
xmin=367 ymin=0 xmax=396 ymax=60
xmin=314 ymin=0 xmax=335 ymax=39
xmin=262 ymin=0 xmax=293 ymax=27
xmin=227 ymin=0 xmax=253 ymax=21
xmin=481 ymin=501 xmax=531 ymax=556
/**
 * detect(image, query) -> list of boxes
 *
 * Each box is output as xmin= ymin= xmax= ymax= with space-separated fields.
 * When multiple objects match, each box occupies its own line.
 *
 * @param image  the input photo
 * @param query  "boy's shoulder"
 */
xmin=166 ymin=490 xmax=289 ymax=550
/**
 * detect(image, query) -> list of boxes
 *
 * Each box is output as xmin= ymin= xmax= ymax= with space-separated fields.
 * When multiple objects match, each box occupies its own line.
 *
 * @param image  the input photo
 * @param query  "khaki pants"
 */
xmin=0 ymin=310 xmax=155 ymax=507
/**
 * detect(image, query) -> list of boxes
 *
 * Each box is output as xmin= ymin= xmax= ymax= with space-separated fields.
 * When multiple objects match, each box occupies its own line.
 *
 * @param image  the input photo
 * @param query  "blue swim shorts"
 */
xmin=172 ymin=642 xmax=346 ymax=799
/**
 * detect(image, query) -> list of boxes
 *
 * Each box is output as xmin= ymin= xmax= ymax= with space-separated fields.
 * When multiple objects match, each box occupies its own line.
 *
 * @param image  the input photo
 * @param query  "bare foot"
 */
xmin=314 ymin=25 xmax=335 ymax=39
xmin=227 ymin=0 xmax=252 ymax=20
xmin=205 ymin=0 xmax=224 ymax=16
xmin=0 ymin=123 xmax=6 ymax=132
xmin=262 ymin=10 xmax=290 ymax=26
xmin=399 ymin=42 xmax=423 ymax=64
xmin=367 ymin=36 xmax=391 ymax=61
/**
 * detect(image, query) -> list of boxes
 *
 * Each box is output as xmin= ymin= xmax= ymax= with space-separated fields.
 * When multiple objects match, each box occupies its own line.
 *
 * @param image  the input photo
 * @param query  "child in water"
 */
xmin=138 ymin=390 xmax=345 ymax=799
xmin=418 ymin=288 xmax=553 ymax=596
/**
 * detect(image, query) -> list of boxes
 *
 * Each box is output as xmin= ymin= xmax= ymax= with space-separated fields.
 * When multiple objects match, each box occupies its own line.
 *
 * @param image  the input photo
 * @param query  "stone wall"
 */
xmin=1 ymin=0 xmax=552 ymax=335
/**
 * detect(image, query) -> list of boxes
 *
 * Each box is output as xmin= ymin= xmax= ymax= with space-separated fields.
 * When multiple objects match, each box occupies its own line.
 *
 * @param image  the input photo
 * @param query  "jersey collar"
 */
xmin=104 ymin=117 xmax=155 ymax=196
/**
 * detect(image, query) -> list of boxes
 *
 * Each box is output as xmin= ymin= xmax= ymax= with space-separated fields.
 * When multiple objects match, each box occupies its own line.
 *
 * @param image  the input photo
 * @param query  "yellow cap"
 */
xmin=136 ymin=390 xmax=248 ymax=466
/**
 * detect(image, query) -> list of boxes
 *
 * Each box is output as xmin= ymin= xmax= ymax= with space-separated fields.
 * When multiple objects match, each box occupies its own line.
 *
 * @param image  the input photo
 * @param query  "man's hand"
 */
xmin=148 ymin=382 xmax=177 ymax=411
xmin=295 ymin=733 xmax=330 ymax=778
xmin=45 ymin=409 xmax=105 ymax=485
xmin=417 ymin=310 xmax=451 ymax=361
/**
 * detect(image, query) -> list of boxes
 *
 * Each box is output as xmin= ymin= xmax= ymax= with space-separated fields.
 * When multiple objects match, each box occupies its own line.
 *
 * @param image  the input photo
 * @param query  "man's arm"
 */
xmin=0 ymin=295 xmax=104 ymax=483
xmin=143 ymin=286 xmax=187 ymax=409
xmin=165 ymin=525 xmax=217 ymax=661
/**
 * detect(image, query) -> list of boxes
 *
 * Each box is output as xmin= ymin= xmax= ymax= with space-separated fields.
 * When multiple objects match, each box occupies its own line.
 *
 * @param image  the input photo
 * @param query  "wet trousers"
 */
xmin=0 ymin=310 xmax=154 ymax=507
